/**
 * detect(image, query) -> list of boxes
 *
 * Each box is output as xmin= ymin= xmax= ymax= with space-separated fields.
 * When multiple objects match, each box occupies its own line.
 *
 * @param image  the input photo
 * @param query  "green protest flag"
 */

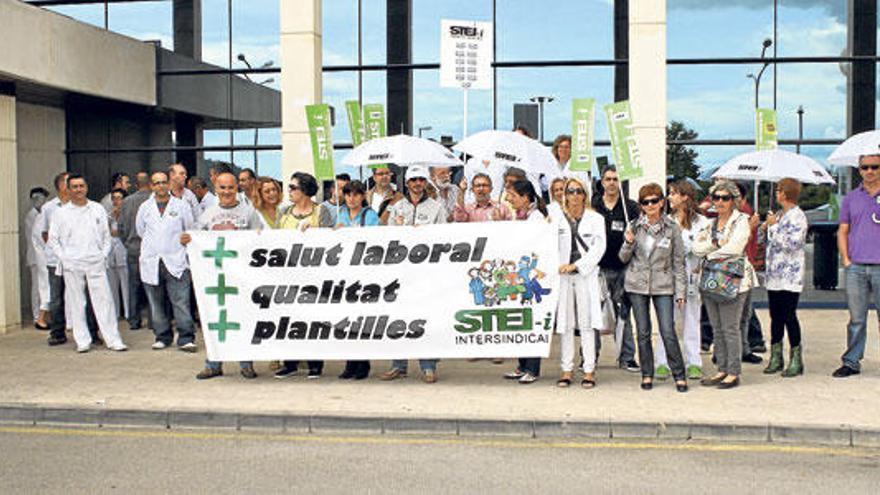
xmin=305 ymin=104 xmax=335 ymax=181
xmin=362 ymin=103 xmax=386 ymax=141
xmin=345 ymin=100 xmax=365 ymax=147
xmin=755 ymin=108 xmax=778 ymax=151
xmin=569 ymin=98 xmax=596 ymax=172
xmin=603 ymin=100 xmax=643 ymax=181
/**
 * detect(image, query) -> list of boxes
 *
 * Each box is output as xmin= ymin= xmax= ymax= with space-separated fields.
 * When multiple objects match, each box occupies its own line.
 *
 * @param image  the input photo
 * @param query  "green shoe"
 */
xmin=687 ymin=365 xmax=703 ymax=380
xmin=655 ymin=365 xmax=671 ymax=380
xmin=782 ymin=345 xmax=804 ymax=377
xmin=763 ymin=342 xmax=785 ymax=374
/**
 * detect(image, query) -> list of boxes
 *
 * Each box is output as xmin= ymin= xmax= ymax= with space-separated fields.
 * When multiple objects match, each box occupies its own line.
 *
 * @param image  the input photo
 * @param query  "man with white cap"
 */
xmin=47 ymin=174 xmax=127 ymax=352
xmin=381 ymin=165 xmax=445 ymax=383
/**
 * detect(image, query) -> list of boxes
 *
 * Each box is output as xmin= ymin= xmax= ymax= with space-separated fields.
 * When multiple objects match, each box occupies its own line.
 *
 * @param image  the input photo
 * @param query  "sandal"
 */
xmin=556 ymin=372 xmax=573 ymax=388
xmin=581 ymin=374 xmax=596 ymax=389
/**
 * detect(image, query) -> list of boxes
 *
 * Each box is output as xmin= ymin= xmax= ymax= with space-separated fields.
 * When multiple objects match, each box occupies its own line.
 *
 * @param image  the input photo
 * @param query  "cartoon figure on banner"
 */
xmin=468 ymin=254 xmax=550 ymax=307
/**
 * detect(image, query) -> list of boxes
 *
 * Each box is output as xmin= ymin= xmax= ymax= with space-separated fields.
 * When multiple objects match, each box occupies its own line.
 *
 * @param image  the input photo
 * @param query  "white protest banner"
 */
xmin=188 ymin=222 xmax=560 ymax=362
xmin=440 ymin=19 xmax=493 ymax=90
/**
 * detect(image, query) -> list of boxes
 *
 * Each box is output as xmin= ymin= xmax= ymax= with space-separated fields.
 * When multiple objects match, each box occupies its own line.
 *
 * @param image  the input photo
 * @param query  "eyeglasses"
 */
xmin=565 ymin=188 xmax=586 ymax=195
xmin=288 ymin=184 xmax=300 ymax=191
xmin=712 ymin=194 xmax=733 ymax=202
xmin=151 ymin=180 xmax=168 ymax=185
xmin=859 ymin=164 xmax=880 ymax=171
xmin=640 ymin=197 xmax=662 ymax=206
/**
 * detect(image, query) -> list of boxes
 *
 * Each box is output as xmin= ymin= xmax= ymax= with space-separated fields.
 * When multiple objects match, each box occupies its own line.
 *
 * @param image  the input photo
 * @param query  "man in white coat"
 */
xmin=169 ymin=163 xmax=201 ymax=218
xmin=137 ymin=171 xmax=197 ymax=352
xmin=47 ymin=174 xmax=127 ymax=353
xmin=24 ymin=187 xmax=50 ymax=329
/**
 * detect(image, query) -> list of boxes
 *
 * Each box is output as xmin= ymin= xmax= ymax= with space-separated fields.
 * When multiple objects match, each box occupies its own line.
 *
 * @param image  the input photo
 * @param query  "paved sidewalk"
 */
xmin=1 ymin=309 xmax=879 ymax=444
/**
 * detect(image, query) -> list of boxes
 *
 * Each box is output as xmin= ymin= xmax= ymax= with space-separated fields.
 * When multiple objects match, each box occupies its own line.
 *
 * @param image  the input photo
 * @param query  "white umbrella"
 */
xmin=341 ymin=134 xmax=463 ymax=168
xmin=453 ymin=130 xmax=562 ymax=182
xmin=712 ymin=149 xmax=836 ymax=185
xmin=828 ymin=130 xmax=880 ymax=167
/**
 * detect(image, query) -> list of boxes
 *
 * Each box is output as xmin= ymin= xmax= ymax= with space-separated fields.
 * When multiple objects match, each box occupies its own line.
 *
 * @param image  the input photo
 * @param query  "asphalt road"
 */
xmin=1 ymin=426 xmax=879 ymax=493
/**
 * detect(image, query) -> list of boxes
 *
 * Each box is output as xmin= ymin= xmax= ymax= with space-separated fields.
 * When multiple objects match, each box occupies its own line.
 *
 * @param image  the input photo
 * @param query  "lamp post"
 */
xmin=746 ymin=38 xmax=773 ymax=109
xmin=529 ymin=96 xmax=554 ymax=142
xmin=796 ymin=105 xmax=804 ymax=154
xmin=237 ymin=54 xmax=275 ymax=173
xmin=417 ymin=126 xmax=432 ymax=138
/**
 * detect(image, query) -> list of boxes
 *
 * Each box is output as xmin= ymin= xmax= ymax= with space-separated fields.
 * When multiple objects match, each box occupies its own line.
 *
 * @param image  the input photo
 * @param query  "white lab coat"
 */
xmin=136 ymin=196 xmax=194 ymax=286
xmin=24 ymin=207 xmax=49 ymax=317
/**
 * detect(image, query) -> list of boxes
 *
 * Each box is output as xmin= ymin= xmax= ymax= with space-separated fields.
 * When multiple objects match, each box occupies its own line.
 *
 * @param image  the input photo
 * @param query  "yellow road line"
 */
xmin=0 ymin=425 xmax=876 ymax=458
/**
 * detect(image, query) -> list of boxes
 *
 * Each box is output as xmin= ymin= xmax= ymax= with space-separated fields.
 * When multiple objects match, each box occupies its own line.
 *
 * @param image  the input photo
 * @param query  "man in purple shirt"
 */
xmin=833 ymin=154 xmax=880 ymax=377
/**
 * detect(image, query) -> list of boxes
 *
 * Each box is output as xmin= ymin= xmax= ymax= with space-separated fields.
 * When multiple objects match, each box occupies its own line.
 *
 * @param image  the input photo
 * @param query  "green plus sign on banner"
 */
xmin=205 ymin=273 xmax=238 ymax=306
xmin=202 ymin=237 xmax=237 ymax=268
xmin=208 ymin=309 xmax=240 ymax=343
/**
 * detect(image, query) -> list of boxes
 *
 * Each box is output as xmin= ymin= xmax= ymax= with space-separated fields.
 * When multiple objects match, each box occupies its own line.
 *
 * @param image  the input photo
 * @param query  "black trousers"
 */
xmin=767 ymin=290 xmax=802 ymax=347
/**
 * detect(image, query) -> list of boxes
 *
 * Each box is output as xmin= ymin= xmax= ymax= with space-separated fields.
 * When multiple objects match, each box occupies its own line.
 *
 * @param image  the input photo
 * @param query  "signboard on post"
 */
xmin=569 ymin=98 xmax=596 ymax=172
xmin=345 ymin=100 xmax=365 ymax=147
xmin=603 ymin=100 xmax=643 ymax=181
xmin=305 ymin=103 xmax=335 ymax=181
xmin=362 ymin=103 xmax=386 ymax=142
xmin=755 ymin=108 xmax=778 ymax=150
xmin=439 ymin=19 xmax=493 ymax=90
xmin=188 ymin=222 xmax=560 ymax=361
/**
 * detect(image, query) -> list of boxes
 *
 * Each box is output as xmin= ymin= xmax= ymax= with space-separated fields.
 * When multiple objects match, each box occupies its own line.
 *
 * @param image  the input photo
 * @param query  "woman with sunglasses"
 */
xmin=653 ymin=180 xmax=709 ymax=381
xmin=274 ymin=172 xmax=333 ymax=380
xmin=335 ymin=180 xmax=379 ymax=380
xmin=555 ymin=178 xmax=606 ymax=389
xmin=693 ymin=180 xmax=759 ymax=389
xmin=502 ymin=179 xmax=550 ymax=383
xmin=620 ymin=183 xmax=689 ymax=392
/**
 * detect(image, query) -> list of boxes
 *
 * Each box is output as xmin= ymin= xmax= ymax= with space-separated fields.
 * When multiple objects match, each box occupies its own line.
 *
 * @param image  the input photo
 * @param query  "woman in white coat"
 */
xmin=556 ymin=177 xmax=606 ymax=389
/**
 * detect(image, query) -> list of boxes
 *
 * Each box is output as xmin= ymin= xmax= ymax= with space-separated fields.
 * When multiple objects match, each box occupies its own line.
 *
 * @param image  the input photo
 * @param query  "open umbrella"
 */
xmin=712 ymin=149 xmax=835 ymax=185
xmin=341 ymin=134 xmax=463 ymax=168
xmin=453 ymin=130 xmax=562 ymax=182
xmin=828 ymin=130 xmax=880 ymax=167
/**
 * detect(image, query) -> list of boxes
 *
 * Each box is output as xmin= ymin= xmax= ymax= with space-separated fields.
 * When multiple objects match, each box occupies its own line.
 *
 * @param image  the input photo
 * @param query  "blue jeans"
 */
xmin=629 ymin=293 xmax=685 ymax=381
xmin=842 ymin=264 xmax=880 ymax=370
xmin=601 ymin=268 xmax=636 ymax=363
xmin=144 ymin=262 xmax=195 ymax=346
xmin=206 ymin=360 xmax=253 ymax=371
xmin=126 ymin=254 xmax=148 ymax=327
xmin=391 ymin=359 xmax=437 ymax=372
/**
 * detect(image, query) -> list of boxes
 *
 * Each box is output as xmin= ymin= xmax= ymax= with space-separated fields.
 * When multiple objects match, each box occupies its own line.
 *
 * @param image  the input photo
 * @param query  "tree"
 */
xmin=667 ymin=121 xmax=700 ymax=180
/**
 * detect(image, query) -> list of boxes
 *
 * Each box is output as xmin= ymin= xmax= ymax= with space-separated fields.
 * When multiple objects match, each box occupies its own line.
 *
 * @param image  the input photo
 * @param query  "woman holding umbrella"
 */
xmin=759 ymin=178 xmax=808 ymax=377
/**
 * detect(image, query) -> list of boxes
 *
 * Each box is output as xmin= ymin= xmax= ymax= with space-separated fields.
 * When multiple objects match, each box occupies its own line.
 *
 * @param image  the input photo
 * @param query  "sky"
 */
xmin=44 ymin=0 xmax=867 ymax=181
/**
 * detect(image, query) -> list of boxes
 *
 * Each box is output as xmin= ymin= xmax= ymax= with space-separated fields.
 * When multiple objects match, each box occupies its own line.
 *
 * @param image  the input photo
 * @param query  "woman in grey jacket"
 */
xmin=619 ymin=183 xmax=689 ymax=392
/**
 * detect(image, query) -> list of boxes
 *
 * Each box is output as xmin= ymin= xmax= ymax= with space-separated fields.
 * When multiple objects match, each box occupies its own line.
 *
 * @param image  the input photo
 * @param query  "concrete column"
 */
xmin=280 ymin=0 xmax=322 ymax=182
xmin=0 ymin=87 xmax=22 ymax=333
xmin=387 ymin=0 xmax=412 ymax=136
xmin=174 ymin=0 xmax=202 ymax=61
xmin=627 ymin=0 xmax=666 ymax=198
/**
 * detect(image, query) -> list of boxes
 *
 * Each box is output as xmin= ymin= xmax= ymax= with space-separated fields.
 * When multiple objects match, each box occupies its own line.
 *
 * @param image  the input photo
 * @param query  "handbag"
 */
xmin=699 ymin=218 xmax=745 ymax=302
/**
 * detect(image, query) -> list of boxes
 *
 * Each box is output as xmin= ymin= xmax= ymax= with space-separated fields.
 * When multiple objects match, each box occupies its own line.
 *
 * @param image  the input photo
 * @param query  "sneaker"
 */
xmin=504 ymin=369 xmax=525 ymax=380
xmin=76 ymin=345 xmax=90 ymax=353
xmin=240 ymin=367 xmax=258 ymax=379
xmin=108 ymin=343 xmax=128 ymax=352
xmin=687 ymin=365 xmax=703 ymax=380
xmin=151 ymin=341 xmax=168 ymax=350
xmin=273 ymin=365 xmax=300 ymax=379
xmin=518 ymin=373 xmax=537 ymax=384
xmin=47 ymin=336 xmax=68 ymax=346
xmin=831 ymin=365 xmax=860 ymax=378
xmin=422 ymin=370 xmax=437 ymax=384
xmin=196 ymin=367 xmax=223 ymax=380
xmin=742 ymin=353 xmax=763 ymax=364
xmin=179 ymin=342 xmax=197 ymax=353
xmin=307 ymin=369 xmax=322 ymax=379
xmin=380 ymin=368 xmax=407 ymax=381
xmin=620 ymin=360 xmax=640 ymax=373
xmin=655 ymin=365 xmax=671 ymax=380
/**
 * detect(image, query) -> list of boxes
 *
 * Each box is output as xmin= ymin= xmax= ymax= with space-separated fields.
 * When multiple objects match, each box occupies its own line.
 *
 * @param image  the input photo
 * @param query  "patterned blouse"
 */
xmin=764 ymin=206 xmax=808 ymax=292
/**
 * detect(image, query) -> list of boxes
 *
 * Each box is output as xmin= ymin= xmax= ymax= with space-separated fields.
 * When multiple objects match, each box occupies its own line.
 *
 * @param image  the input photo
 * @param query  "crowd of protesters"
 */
xmin=22 ymin=135 xmax=880 ymax=390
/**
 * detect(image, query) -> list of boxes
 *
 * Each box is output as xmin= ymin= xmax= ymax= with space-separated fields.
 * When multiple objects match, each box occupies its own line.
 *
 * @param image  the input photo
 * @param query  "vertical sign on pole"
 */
xmin=603 ymin=100 xmax=643 ymax=182
xmin=362 ymin=103 xmax=386 ymax=142
xmin=755 ymin=108 xmax=778 ymax=150
xmin=440 ymin=19 xmax=493 ymax=139
xmin=345 ymin=100 xmax=366 ymax=147
xmin=305 ymin=104 xmax=335 ymax=181
xmin=569 ymin=98 xmax=596 ymax=172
